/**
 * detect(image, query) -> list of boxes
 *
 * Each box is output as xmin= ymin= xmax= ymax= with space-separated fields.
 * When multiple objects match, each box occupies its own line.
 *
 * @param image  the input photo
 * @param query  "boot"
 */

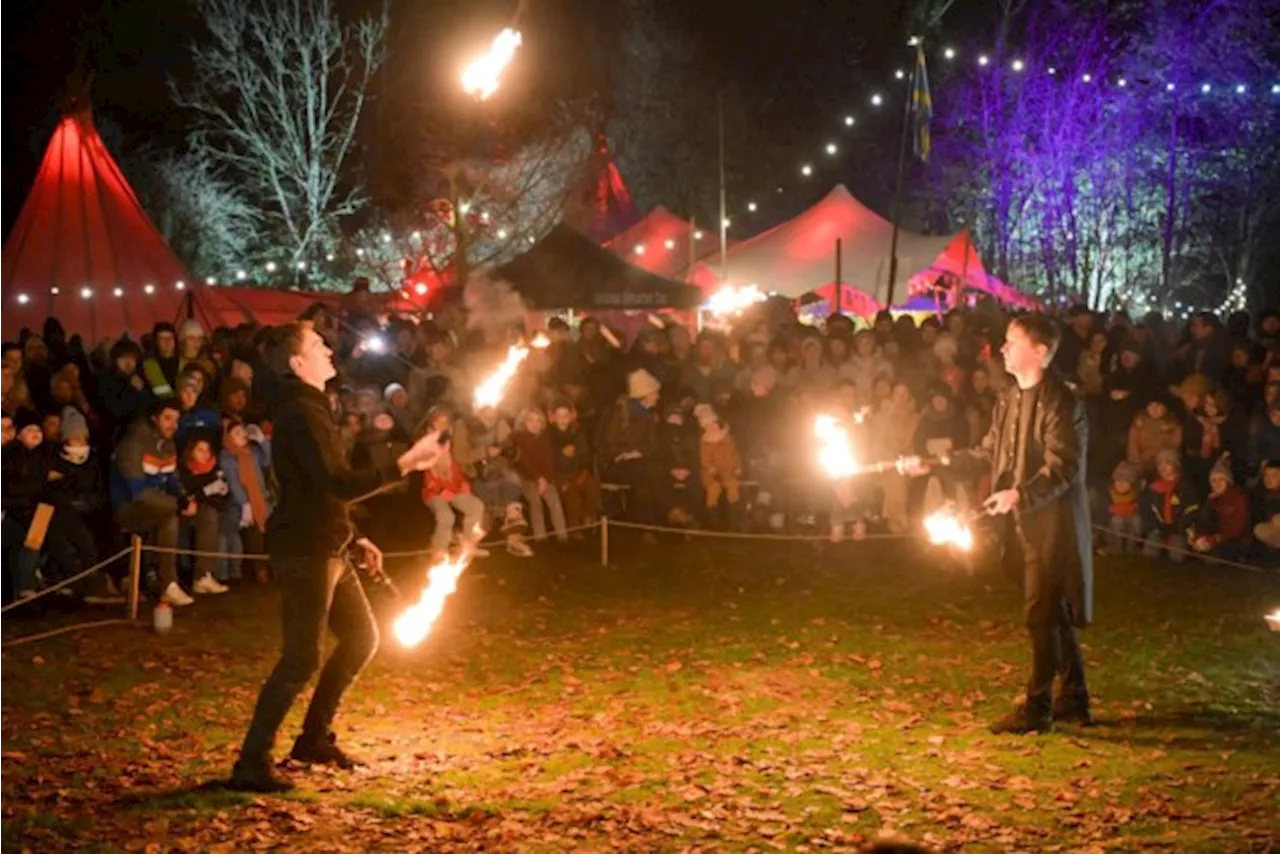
xmin=988 ymin=703 xmax=1053 ymax=735
xmin=1052 ymin=692 xmax=1095 ymax=726
xmin=290 ymin=732 xmax=365 ymax=769
xmin=229 ymin=758 xmax=295 ymax=793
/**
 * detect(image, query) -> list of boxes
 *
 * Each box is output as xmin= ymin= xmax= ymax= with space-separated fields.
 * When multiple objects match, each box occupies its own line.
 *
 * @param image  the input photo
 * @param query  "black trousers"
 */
xmin=1002 ymin=519 xmax=1087 ymax=715
xmin=238 ymin=554 xmax=379 ymax=762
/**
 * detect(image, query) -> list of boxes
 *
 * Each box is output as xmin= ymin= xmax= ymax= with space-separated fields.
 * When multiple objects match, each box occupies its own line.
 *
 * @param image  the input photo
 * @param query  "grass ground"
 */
xmin=2 ymin=532 xmax=1278 ymax=852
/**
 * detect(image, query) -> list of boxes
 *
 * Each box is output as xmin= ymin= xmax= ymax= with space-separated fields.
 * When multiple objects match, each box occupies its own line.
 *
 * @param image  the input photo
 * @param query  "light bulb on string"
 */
xmin=1166 ymin=82 xmax=1176 ymax=91
xmin=381 ymin=233 xmax=392 ymax=244
xmin=1235 ymin=84 xmax=1246 ymax=94
xmin=694 ymin=230 xmax=704 ymax=240
xmin=80 ymin=287 xmax=93 ymax=299
xmin=1200 ymin=83 xmax=1211 ymax=93
xmin=1011 ymin=59 xmax=1024 ymax=72
xmin=1272 ymin=84 xmax=1280 ymax=94
xmin=16 ymin=293 xmax=29 ymax=304
xmin=265 ymin=261 xmax=277 ymax=273
xmin=144 ymin=284 xmax=155 ymax=295
xmin=1082 ymin=73 xmax=1092 ymax=83
xmin=895 ymin=69 xmax=905 ymax=80
xmin=1118 ymin=78 xmax=1128 ymax=87
xmin=748 ymin=202 xmax=758 ymax=212
xmin=113 ymin=287 xmax=123 ymax=297
xmin=826 ymin=142 xmax=838 ymax=155
xmin=356 ymin=248 xmax=365 ymax=257
xmin=1048 ymin=66 xmax=1057 ymax=75
xmin=978 ymin=54 xmax=990 ymax=67
xmin=722 ymin=217 xmax=731 ymax=228
xmin=326 ymin=253 xmax=335 ymax=262
xmin=634 ymin=244 xmax=645 ymax=255
xmin=497 ymin=229 xmax=508 ymax=239
xmin=236 ymin=270 xmax=247 ymax=280
xmin=297 ymin=261 xmax=307 ymax=271
xmin=844 ymin=115 xmax=855 ymax=126
xmin=871 ymin=94 xmax=883 ymax=106
xmin=664 ymin=238 xmax=675 ymax=249
xmin=801 ymin=164 xmax=813 ymax=177
xmin=944 ymin=47 xmax=956 ymax=60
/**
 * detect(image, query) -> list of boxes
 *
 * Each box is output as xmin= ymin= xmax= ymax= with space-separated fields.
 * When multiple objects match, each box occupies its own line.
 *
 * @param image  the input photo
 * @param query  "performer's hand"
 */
xmin=354 ymin=537 xmax=386 ymax=579
xmin=898 ymin=456 xmax=931 ymax=477
xmin=983 ymin=489 xmax=1020 ymax=516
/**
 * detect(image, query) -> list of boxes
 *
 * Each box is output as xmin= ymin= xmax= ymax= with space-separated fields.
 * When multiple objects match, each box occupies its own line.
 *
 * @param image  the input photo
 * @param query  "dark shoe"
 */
xmin=228 ymin=759 xmax=295 ymax=793
xmin=988 ymin=704 xmax=1053 ymax=735
xmin=290 ymin=732 xmax=365 ymax=769
xmin=1053 ymin=694 xmax=1095 ymax=726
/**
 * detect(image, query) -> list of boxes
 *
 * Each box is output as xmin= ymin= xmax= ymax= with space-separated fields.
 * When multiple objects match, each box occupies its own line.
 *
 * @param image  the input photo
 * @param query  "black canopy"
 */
xmin=496 ymin=225 xmax=701 ymax=311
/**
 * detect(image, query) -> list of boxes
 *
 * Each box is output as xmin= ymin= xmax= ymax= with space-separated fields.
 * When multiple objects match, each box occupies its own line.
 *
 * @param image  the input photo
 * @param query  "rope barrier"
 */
xmin=140 ymin=545 xmax=270 ymax=561
xmin=1091 ymin=524 xmax=1272 ymax=574
xmin=1 ymin=619 xmax=134 ymax=649
xmin=0 ymin=547 xmax=133 ymax=614
xmin=381 ymin=521 xmax=604 ymax=558
xmin=605 ymin=519 xmax=913 ymax=541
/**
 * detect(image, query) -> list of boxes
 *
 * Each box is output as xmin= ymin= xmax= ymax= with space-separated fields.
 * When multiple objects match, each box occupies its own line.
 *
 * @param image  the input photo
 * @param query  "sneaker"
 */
xmin=161 ymin=582 xmax=195 ymax=607
xmin=290 ymin=732 xmax=365 ymax=769
xmin=228 ymin=759 xmax=295 ymax=793
xmin=193 ymin=574 xmax=230 ymax=595
xmin=506 ymin=537 xmax=534 ymax=558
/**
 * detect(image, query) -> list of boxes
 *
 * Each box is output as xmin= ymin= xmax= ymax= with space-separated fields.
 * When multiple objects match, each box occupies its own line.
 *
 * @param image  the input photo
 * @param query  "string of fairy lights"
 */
xmin=10 ymin=40 xmax=1275 ymax=313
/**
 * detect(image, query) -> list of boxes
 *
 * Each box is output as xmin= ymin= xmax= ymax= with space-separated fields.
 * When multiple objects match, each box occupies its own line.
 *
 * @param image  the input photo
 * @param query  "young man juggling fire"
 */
xmin=230 ymin=322 xmax=443 ymax=792
xmin=904 ymin=313 xmax=1094 ymax=734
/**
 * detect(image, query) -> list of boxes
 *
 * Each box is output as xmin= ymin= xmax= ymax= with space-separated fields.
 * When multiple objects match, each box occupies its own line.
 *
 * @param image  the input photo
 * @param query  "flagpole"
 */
xmin=885 ymin=38 xmax=921 ymax=310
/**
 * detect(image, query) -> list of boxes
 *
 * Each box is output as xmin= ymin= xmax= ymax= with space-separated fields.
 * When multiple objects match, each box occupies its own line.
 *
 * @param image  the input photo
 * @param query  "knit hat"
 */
xmin=60 ymin=407 xmax=89 ymax=440
xmin=384 ymin=382 xmax=406 ymax=401
xmin=627 ymin=369 xmax=661 ymax=399
xmin=14 ymin=408 xmax=42 ymax=432
xmin=176 ymin=372 xmax=201 ymax=393
xmin=1156 ymin=448 xmax=1181 ymax=472
xmin=1209 ymin=454 xmax=1233 ymax=484
xmin=179 ymin=319 xmax=205 ymax=341
xmin=1112 ymin=460 xmax=1141 ymax=485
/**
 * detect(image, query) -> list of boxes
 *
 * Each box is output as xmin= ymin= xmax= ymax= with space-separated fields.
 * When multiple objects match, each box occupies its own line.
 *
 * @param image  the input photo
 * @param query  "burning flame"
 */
xmin=529 ymin=332 xmax=551 ymax=349
xmin=705 ymin=284 xmax=767 ymax=317
xmin=1266 ymin=608 xmax=1280 ymax=633
xmin=923 ymin=509 xmax=974 ymax=551
xmin=461 ymin=28 xmax=523 ymax=100
xmin=814 ymin=415 xmax=860 ymax=479
xmin=474 ymin=345 xmax=529 ymax=409
xmin=393 ymin=554 xmax=472 ymax=647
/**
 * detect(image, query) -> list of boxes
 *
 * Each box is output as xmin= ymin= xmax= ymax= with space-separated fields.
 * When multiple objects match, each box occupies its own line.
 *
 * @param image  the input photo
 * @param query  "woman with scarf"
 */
xmin=220 ymin=419 xmax=274 ymax=583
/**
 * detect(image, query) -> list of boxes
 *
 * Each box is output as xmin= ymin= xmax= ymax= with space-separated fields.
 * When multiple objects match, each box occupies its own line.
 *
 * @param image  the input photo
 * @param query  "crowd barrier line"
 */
xmin=0 ymin=547 xmax=133 ymax=615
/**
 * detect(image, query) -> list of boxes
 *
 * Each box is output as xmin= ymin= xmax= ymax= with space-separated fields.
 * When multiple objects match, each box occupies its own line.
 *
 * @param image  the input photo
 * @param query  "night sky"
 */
xmin=1 ymin=0 xmax=991 ymax=235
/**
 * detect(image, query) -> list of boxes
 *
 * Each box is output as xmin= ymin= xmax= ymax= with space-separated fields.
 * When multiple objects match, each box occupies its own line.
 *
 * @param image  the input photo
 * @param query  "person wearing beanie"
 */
xmin=142 ymin=322 xmax=181 ymax=398
xmin=1104 ymin=461 xmax=1144 ymax=554
xmin=177 ymin=319 xmax=218 ymax=382
xmin=218 ymin=376 xmax=253 ymax=422
xmin=176 ymin=371 xmax=222 ymax=454
xmin=1140 ymin=449 xmax=1199 ymax=563
xmin=382 ymin=382 xmax=415 ymax=437
xmin=101 ymin=337 xmax=152 ymax=440
xmin=600 ymin=369 xmax=664 ymax=538
xmin=1188 ymin=455 xmax=1252 ymax=561
xmin=1 ymin=407 xmax=50 ymax=598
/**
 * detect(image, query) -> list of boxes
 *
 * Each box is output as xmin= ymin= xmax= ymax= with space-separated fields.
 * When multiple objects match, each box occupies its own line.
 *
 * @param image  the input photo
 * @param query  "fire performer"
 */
xmin=904 ymin=314 xmax=1094 ymax=734
xmin=230 ymin=322 xmax=443 ymax=792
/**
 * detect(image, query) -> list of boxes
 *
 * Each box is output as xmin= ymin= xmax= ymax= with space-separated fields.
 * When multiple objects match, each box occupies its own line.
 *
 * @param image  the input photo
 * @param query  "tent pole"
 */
xmin=885 ymin=45 xmax=919 ymax=309
xmin=833 ymin=238 xmax=842 ymax=317
xmin=717 ymin=91 xmax=728 ymax=283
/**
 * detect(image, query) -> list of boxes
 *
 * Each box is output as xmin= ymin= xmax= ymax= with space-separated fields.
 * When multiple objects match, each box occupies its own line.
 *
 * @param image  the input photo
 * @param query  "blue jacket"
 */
xmin=177 ymin=407 xmax=223 ymax=453
xmin=219 ymin=440 xmax=274 ymax=514
xmin=110 ymin=418 xmax=180 ymax=513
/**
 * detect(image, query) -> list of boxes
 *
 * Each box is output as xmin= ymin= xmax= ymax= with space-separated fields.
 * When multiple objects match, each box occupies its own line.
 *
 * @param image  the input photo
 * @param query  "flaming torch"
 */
xmin=814 ymin=415 xmax=860 ymax=479
xmin=474 ymin=345 xmax=529 ymax=409
xmin=1266 ymin=607 xmax=1280 ymax=633
xmin=529 ymin=331 xmax=551 ymax=349
xmin=923 ymin=507 xmax=976 ymax=551
xmin=461 ymin=28 xmax=523 ymax=100
xmin=393 ymin=554 xmax=472 ymax=647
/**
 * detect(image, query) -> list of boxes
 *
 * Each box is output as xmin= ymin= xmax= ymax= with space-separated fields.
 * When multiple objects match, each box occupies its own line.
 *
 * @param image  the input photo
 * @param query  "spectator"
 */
xmin=512 ymin=407 xmax=569 ymax=544
xmin=842 ymin=330 xmax=893 ymax=403
xmin=2 ymin=410 xmax=48 ymax=598
xmin=99 ymin=339 xmax=151 ymax=441
xmin=1189 ymin=455 xmax=1251 ymax=562
xmin=1249 ymin=400 xmax=1280 ymax=474
xmin=383 ymin=383 xmax=415 ymax=437
xmin=111 ymin=399 xmax=218 ymax=606
xmin=455 ymin=405 xmax=531 ymax=557
xmin=600 ymin=369 xmax=663 ymax=535
xmin=1251 ymin=460 xmax=1280 ymax=566
xmin=419 ymin=414 xmax=487 ymax=559
xmin=220 ymin=420 xmax=275 ymax=583
xmin=176 ymin=372 xmax=222 ymax=452
xmin=177 ymin=437 xmax=232 ymax=594
xmin=142 ymin=322 xmax=180 ymax=398
xmin=1127 ymin=393 xmax=1182 ymax=475
xmin=44 ymin=408 xmax=115 ymax=600
xmin=700 ymin=416 xmax=743 ymax=529
xmin=1140 ymin=450 xmax=1199 ymax=563
xmin=547 ymin=400 xmax=597 ymax=534
xmin=218 ymin=377 xmax=253 ymax=423
xmin=1104 ymin=461 xmax=1144 ymax=554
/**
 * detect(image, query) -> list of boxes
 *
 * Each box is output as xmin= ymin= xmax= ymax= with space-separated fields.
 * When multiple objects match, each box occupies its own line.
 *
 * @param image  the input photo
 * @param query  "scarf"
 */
xmin=61 ymin=444 xmax=91 ymax=465
xmin=1108 ymin=485 xmax=1139 ymax=517
xmin=1148 ymin=476 xmax=1180 ymax=524
xmin=228 ymin=445 xmax=269 ymax=531
xmin=1196 ymin=414 xmax=1224 ymax=459
xmin=186 ymin=454 xmax=217 ymax=476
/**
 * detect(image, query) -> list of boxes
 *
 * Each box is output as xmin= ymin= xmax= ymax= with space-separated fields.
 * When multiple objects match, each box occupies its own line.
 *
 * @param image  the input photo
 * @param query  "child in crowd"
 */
xmin=178 ymin=437 xmax=231 ymax=594
xmin=2 ymin=411 xmax=46 ymax=598
xmin=456 ymin=406 xmax=532 ymax=557
xmin=512 ymin=408 xmax=569 ymax=544
xmin=547 ymin=400 xmax=598 ymax=534
xmin=659 ymin=405 xmax=700 ymax=527
xmin=700 ymin=417 xmax=742 ymax=529
xmin=1189 ymin=455 xmax=1252 ymax=562
xmin=419 ymin=410 xmax=487 ymax=559
xmin=1104 ymin=461 xmax=1143 ymax=554
xmin=44 ymin=409 xmax=116 ymax=600
xmin=1251 ymin=460 xmax=1280 ymax=566
xmin=1141 ymin=450 xmax=1199 ymax=563
xmin=220 ymin=421 xmax=274 ymax=583
xmin=1128 ymin=393 xmax=1183 ymax=475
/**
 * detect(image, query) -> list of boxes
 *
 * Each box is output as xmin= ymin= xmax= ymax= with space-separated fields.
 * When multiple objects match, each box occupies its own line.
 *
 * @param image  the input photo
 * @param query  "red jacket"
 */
xmin=512 ymin=429 xmax=556 ymax=481
xmin=421 ymin=458 xmax=471 ymax=503
xmin=1199 ymin=486 xmax=1251 ymax=547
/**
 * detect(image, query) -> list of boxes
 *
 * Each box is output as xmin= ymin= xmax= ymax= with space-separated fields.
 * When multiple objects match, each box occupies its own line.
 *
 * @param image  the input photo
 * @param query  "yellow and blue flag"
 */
xmin=912 ymin=43 xmax=932 ymax=162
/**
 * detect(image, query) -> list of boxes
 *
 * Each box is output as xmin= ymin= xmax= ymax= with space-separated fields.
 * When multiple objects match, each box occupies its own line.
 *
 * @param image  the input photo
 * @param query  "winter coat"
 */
xmin=548 ymin=423 xmax=591 ymax=476
xmin=421 ymin=457 xmax=472 ymax=502
xmin=179 ymin=462 xmax=233 ymax=513
xmin=351 ymin=426 xmax=409 ymax=477
xmin=660 ymin=420 xmax=700 ymax=473
xmin=950 ymin=373 xmax=1095 ymax=627
xmin=913 ymin=406 xmax=969 ymax=459
xmin=1192 ymin=486 xmax=1251 ymax=548
xmin=700 ymin=434 xmax=742 ymax=482
xmin=99 ymin=371 xmax=153 ymax=439
xmin=267 ymin=376 xmax=402 ymax=560
xmin=599 ymin=397 xmax=660 ymax=465
xmin=511 ymin=429 xmax=557 ymax=482
xmin=1 ymin=443 xmax=50 ymax=523
xmin=220 ymin=442 xmax=274 ymax=516
xmin=1140 ymin=475 xmax=1200 ymax=536
xmin=1127 ymin=413 xmax=1183 ymax=472
xmin=46 ymin=446 xmax=104 ymax=513
xmin=110 ymin=417 xmax=180 ymax=514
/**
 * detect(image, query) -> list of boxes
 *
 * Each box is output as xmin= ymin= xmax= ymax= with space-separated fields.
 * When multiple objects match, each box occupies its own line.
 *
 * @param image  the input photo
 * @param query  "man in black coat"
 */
xmin=230 ymin=322 xmax=442 ymax=793
xmin=907 ymin=313 xmax=1094 ymax=734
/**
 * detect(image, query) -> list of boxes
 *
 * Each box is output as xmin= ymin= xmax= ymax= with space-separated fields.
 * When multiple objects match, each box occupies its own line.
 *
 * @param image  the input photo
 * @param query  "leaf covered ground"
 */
xmin=3 ymin=534 xmax=1278 ymax=852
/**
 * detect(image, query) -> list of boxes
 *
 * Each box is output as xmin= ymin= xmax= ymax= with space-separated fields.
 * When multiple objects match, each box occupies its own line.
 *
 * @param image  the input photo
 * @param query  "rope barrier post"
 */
xmin=128 ymin=535 xmax=143 ymax=621
xmin=600 ymin=516 xmax=609 ymax=568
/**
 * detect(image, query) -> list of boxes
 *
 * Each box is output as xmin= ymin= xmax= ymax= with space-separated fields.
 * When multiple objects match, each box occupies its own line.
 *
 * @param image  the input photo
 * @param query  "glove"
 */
xmin=240 ymin=503 xmax=254 ymax=529
xmin=244 ymin=424 xmax=266 ymax=444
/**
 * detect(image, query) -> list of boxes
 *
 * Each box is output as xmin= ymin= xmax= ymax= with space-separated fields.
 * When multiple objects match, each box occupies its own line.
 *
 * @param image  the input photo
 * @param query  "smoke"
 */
xmin=462 ymin=273 xmax=529 ymax=342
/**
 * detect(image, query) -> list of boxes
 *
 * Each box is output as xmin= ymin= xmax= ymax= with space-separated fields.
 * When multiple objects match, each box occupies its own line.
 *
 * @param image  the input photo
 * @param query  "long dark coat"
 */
xmin=954 ymin=371 xmax=1094 ymax=627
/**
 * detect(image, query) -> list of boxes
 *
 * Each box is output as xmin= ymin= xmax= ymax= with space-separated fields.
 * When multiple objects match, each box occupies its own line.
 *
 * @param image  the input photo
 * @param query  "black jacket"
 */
xmin=46 ymin=447 xmax=105 ymax=513
xmin=179 ymin=464 xmax=233 ymax=513
xmin=1 ymin=443 xmax=50 ymax=524
xmin=266 ymin=376 xmax=401 ymax=559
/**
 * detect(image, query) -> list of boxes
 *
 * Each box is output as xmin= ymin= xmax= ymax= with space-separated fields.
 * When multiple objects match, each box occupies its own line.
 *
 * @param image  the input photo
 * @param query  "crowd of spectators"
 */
xmin=4 ymin=292 xmax=1279 ymax=609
